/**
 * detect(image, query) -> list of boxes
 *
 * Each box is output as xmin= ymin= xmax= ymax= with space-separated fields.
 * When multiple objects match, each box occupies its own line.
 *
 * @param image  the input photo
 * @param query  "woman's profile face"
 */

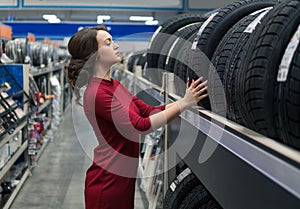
xmin=96 ymin=30 xmax=121 ymax=67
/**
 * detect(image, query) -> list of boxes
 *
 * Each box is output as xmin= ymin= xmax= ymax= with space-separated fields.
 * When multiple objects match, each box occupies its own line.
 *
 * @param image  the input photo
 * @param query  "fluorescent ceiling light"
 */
xmin=97 ymin=15 xmax=111 ymax=20
xmin=48 ymin=18 xmax=61 ymax=23
xmin=145 ymin=20 xmax=159 ymax=25
xmin=129 ymin=16 xmax=154 ymax=21
xmin=97 ymin=19 xmax=103 ymax=24
xmin=43 ymin=14 xmax=57 ymax=20
xmin=97 ymin=15 xmax=111 ymax=24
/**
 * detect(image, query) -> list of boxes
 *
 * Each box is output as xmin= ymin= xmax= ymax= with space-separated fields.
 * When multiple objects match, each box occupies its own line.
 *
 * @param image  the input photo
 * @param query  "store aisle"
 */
xmin=10 ymin=106 xmax=147 ymax=209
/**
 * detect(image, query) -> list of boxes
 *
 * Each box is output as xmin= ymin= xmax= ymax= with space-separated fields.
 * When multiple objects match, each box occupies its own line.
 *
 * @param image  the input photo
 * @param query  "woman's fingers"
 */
xmin=189 ymin=77 xmax=203 ymax=88
xmin=184 ymin=76 xmax=209 ymax=106
xmin=194 ymin=80 xmax=208 ymax=92
xmin=197 ymin=93 xmax=209 ymax=101
xmin=193 ymin=79 xmax=208 ymax=103
xmin=196 ymin=85 xmax=208 ymax=94
xmin=194 ymin=77 xmax=203 ymax=86
xmin=186 ymin=77 xmax=190 ymax=89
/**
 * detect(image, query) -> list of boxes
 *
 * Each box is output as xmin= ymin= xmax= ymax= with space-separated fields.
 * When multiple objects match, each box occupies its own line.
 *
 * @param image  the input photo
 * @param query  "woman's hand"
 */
xmin=149 ymin=77 xmax=208 ymax=130
xmin=178 ymin=77 xmax=208 ymax=110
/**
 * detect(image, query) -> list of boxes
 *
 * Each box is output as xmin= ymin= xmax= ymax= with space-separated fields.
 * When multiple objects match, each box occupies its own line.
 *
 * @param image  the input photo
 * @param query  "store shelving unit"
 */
xmin=0 ymin=62 xmax=71 ymax=208
xmin=0 ymin=63 xmax=31 ymax=209
xmin=2 ymin=168 xmax=30 ymax=209
xmin=167 ymin=99 xmax=300 ymax=209
xmin=0 ymin=122 xmax=27 ymax=180
xmin=119 ymin=69 xmax=300 ymax=209
xmin=28 ymin=63 xmax=69 ymax=165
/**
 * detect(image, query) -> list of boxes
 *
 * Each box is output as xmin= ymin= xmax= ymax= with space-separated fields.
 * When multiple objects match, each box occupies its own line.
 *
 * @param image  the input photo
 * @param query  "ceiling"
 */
xmin=0 ymin=9 xmax=189 ymax=24
xmin=0 ymin=0 xmax=236 ymax=24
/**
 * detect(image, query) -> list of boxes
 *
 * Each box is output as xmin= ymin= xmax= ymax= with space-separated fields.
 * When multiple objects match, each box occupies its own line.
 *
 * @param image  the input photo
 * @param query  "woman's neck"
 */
xmin=93 ymin=69 xmax=111 ymax=80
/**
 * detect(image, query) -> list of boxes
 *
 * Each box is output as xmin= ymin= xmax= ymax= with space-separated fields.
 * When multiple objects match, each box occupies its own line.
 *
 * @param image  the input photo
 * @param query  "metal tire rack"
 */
xmin=119 ymin=69 xmax=300 ymax=209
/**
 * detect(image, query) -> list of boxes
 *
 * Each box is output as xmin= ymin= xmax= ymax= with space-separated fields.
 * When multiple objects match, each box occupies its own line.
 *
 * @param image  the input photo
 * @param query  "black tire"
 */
xmin=157 ymin=22 xmax=203 ymax=73
xmin=14 ymin=38 xmax=28 ymax=63
xmin=275 ymin=2 xmax=300 ymax=149
xmin=211 ymin=7 xmax=274 ymax=124
xmin=277 ymin=42 xmax=300 ymax=148
xmin=163 ymin=168 xmax=200 ymax=209
xmin=195 ymin=0 xmax=280 ymax=59
xmin=172 ymin=32 xmax=199 ymax=97
xmin=126 ymin=53 xmax=136 ymax=72
xmin=137 ymin=52 xmax=147 ymax=70
xmin=178 ymin=184 xmax=221 ymax=209
xmin=126 ymin=51 xmax=145 ymax=72
xmin=146 ymin=13 xmax=204 ymax=86
xmin=238 ymin=0 xmax=300 ymax=141
xmin=189 ymin=0 xmax=279 ymax=111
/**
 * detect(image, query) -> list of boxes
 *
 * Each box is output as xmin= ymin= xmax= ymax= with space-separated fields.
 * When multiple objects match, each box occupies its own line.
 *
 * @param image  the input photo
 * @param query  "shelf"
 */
xmin=37 ymin=99 xmax=51 ymax=114
xmin=36 ymin=137 xmax=50 ymax=162
xmin=0 ymin=120 xmax=27 ymax=149
xmin=123 ymin=69 xmax=164 ymax=94
xmin=123 ymin=71 xmax=300 ymax=208
xmin=31 ymin=65 xmax=62 ymax=77
xmin=2 ymin=168 xmax=31 ymax=209
xmin=0 ymin=140 xmax=28 ymax=180
xmin=44 ymin=119 xmax=51 ymax=130
xmin=168 ymin=107 xmax=300 ymax=209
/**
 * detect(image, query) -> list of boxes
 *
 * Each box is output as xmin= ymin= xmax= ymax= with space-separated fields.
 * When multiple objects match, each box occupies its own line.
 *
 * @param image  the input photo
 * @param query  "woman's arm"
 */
xmin=149 ymin=77 xmax=208 ymax=130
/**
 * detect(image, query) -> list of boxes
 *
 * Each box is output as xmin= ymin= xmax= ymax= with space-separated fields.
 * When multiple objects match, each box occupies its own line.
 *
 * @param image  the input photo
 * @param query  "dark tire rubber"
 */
xmin=189 ymin=0 xmax=280 ymax=110
xmin=146 ymin=13 xmax=205 ymax=86
xmin=211 ymin=7 xmax=274 ymax=124
xmin=178 ymin=184 xmax=221 ymax=209
xmin=238 ymin=0 xmax=300 ymax=142
xmin=157 ymin=22 xmax=203 ymax=73
xmin=163 ymin=168 xmax=200 ymax=209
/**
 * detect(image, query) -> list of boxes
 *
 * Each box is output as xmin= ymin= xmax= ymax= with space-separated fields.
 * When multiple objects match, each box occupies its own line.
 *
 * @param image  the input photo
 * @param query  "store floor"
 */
xmin=10 ymin=106 xmax=148 ymax=209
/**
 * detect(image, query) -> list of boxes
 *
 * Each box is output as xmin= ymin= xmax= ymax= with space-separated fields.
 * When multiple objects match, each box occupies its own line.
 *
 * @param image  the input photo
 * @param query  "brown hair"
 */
xmin=66 ymin=25 xmax=108 ymax=105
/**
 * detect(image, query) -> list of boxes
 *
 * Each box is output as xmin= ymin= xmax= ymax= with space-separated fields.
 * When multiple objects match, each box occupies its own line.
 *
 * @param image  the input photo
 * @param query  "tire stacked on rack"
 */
xmin=188 ymin=0 xmax=280 ymax=113
xmin=145 ymin=13 xmax=206 ymax=87
xmin=5 ymin=38 xmax=29 ymax=64
xmin=126 ymin=51 xmax=146 ymax=72
xmin=236 ymin=0 xmax=300 ymax=148
xmin=29 ymin=42 xmax=44 ymax=67
xmin=40 ymin=43 xmax=52 ymax=67
xmin=53 ymin=47 xmax=70 ymax=63
xmin=143 ymin=0 xmax=300 ymax=208
xmin=163 ymin=168 xmax=221 ymax=209
xmin=211 ymin=6 xmax=274 ymax=124
xmin=162 ymin=22 xmax=204 ymax=97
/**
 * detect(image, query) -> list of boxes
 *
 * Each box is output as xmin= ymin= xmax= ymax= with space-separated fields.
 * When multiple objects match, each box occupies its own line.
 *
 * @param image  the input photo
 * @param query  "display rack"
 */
xmin=0 ymin=63 xmax=31 ymax=209
xmin=2 ymin=168 xmax=30 ymax=209
xmin=119 ymin=69 xmax=300 ymax=209
xmin=0 ymin=62 xmax=71 ymax=208
xmin=28 ymin=63 xmax=69 ymax=166
xmin=167 ymin=100 xmax=300 ymax=209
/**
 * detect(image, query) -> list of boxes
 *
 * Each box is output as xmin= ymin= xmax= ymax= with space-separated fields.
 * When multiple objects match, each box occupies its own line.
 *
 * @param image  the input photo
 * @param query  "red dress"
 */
xmin=83 ymin=77 xmax=165 ymax=209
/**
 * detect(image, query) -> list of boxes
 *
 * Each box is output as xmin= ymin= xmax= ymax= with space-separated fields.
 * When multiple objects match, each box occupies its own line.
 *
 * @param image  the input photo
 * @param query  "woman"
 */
xmin=67 ymin=25 xmax=208 ymax=209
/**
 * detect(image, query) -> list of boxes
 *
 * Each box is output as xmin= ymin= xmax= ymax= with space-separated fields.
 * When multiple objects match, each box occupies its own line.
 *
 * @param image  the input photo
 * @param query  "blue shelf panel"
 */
xmin=0 ymin=64 xmax=24 ymax=97
xmin=3 ymin=22 xmax=158 ymax=40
